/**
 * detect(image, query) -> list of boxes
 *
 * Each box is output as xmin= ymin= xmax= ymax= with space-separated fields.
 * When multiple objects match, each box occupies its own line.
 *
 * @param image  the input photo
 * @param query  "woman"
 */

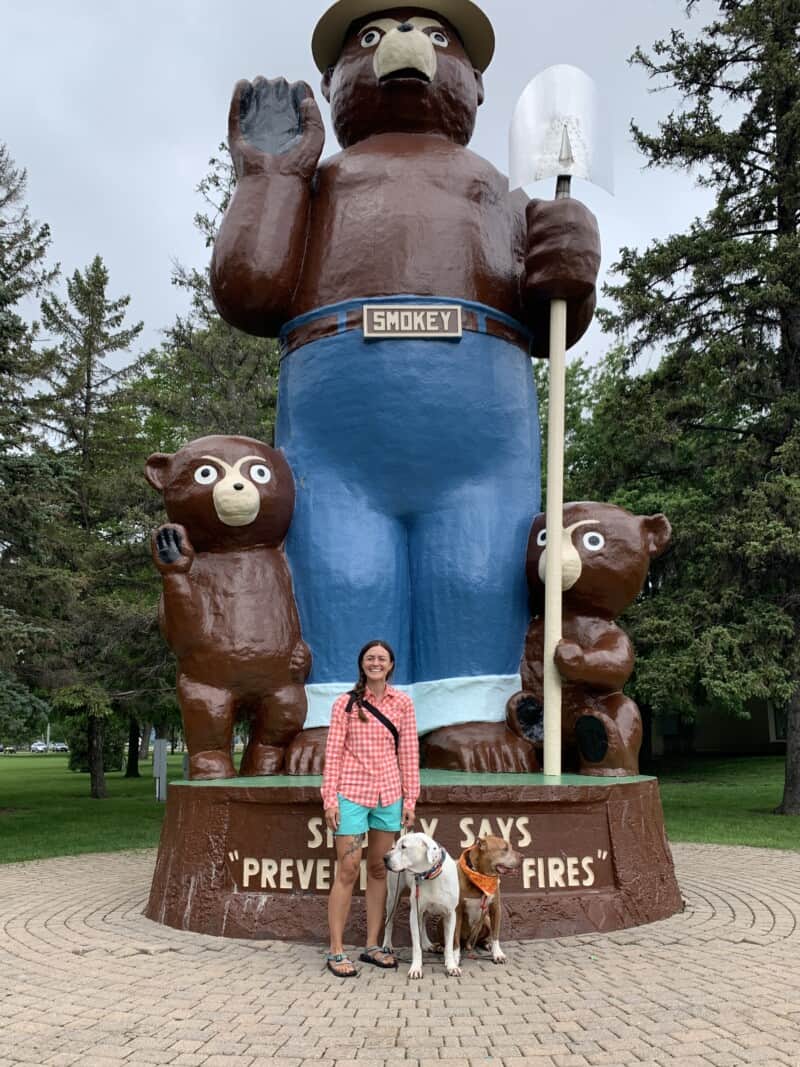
xmin=321 ymin=639 xmax=419 ymax=977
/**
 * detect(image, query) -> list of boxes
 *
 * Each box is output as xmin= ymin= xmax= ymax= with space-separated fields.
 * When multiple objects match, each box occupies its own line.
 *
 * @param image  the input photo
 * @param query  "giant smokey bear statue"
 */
xmin=210 ymin=0 xmax=602 ymax=772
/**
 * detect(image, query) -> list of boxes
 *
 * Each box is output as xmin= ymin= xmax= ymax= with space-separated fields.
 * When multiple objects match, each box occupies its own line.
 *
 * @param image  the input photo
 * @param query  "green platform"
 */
xmin=173 ymin=770 xmax=655 ymax=788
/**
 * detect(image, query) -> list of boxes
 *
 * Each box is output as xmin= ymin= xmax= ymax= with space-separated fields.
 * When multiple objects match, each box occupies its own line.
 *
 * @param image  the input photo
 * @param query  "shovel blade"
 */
xmin=509 ymin=64 xmax=613 ymax=194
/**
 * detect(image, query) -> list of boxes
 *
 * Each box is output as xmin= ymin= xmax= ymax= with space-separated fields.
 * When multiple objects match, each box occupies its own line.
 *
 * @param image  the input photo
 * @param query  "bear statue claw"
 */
xmin=284 ymin=727 xmax=328 ymax=775
xmin=421 ymin=722 xmax=539 ymax=773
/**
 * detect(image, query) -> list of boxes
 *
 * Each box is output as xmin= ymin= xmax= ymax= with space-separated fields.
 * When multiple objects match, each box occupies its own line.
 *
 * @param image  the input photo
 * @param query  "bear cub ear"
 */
xmin=144 ymin=452 xmax=173 ymax=492
xmin=643 ymin=513 xmax=672 ymax=559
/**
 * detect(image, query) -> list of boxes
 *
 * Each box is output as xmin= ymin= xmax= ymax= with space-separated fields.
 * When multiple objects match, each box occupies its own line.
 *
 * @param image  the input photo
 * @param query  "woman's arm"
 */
xmin=320 ymin=696 xmax=348 ymax=811
xmin=398 ymin=695 xmax=420 ymax=824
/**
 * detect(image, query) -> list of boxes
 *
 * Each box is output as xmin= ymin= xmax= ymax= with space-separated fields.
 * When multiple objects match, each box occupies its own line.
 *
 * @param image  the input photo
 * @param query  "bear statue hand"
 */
xmin=554 ymin=639 xmax=586 ymax=681
xmin=523 ymin=198 xmax=601 ymax=304
xmin=228 ymin=77 xmax=325 ymax=182
xmin=289 ymin=639 xmax=312 ymax=683
xmin=152 ymin=524 xmax=195 ymax=575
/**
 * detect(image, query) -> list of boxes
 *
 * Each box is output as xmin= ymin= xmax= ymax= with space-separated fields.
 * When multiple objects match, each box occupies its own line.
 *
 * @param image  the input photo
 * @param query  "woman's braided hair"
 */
xmin=348 ymin=639 xmax=396 ymax=722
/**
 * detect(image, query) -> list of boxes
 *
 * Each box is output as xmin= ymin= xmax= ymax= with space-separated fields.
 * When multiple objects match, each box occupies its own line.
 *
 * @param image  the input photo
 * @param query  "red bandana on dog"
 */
xmin=458 ymin=847 xmax=499 ymax=897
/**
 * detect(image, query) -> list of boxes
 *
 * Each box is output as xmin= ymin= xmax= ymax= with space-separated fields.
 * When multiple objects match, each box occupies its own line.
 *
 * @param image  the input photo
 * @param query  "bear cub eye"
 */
xmin=536 ymin=529 xmax=547 ymax=547
xmin=360 ymin=29 xmax=381 ymax=47
xmin=249 ymin=464 xmax=272 ymax=485
xmin=429 ymin=30 xmax=449 ymax=47
xmin=194 ymin=465 xmax=218 ymax=485
xmin=583 ymin=531 xmax=605 ymax=551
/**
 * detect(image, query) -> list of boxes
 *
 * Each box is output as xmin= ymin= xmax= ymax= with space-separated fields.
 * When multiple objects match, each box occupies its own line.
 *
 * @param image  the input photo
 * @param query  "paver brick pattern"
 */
xmin=0 ymin=845 xmax=798 ymax=1066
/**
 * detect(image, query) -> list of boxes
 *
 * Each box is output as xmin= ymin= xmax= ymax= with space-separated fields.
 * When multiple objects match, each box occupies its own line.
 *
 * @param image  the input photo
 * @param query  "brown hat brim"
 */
xmin=311 ymin=0 xmax=495 ymax=73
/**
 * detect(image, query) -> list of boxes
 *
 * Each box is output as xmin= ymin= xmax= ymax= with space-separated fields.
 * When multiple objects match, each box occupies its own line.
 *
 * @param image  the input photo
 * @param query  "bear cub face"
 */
xmin=322 ymin=7 xmax=485 ymax=148
xmin=145 ymin=435 xmax=295 ymax=553
xmin=527 ymin=501 xmax=672 ymax=620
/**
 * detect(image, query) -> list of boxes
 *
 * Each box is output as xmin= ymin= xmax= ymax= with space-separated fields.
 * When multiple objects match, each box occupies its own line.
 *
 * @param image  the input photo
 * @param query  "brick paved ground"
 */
xmin=0 ymin=844 xmax=798 ymax=1067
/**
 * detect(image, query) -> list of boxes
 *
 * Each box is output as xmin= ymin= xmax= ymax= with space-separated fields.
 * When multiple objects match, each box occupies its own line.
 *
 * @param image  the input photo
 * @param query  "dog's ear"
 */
xmin=426 ymin=842 xmax=439 ymax=867
xmin=477 ymin=835 xmax=489 ymax=852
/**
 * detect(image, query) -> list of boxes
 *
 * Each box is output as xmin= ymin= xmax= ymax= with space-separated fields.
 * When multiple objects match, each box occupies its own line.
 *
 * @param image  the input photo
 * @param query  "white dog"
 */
xmin=383 ymin=832 xmax=461 ymax=979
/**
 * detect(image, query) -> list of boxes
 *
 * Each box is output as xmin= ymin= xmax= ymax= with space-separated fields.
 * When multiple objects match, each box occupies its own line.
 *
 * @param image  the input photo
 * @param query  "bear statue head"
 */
xmin=526 ymin=502 xmax=673 ymax=621
xmin=144 ymin=435 xmax=295 ymax=553
xmin=312 ymin=2 xmax=495 ymax=148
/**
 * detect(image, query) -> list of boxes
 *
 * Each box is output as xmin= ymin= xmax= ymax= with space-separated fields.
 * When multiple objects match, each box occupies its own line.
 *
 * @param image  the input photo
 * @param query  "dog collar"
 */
xmin=459 ymin=847 xmax=499 ymax=897
xmin=415 ymin=847 xmax=447 ymax=883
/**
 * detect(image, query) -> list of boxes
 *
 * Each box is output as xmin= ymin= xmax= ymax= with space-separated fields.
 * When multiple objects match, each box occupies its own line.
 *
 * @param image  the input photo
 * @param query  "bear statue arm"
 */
xmin=210 ymin=79 xmax=325 ymax=337
xmin=555 ymin=628 xmax=634 ymax=691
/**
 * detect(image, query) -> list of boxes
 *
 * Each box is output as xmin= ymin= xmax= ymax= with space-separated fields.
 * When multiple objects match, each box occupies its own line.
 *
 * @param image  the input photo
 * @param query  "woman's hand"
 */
xmin=402 ymin=806 xmax=415 ymax=830
xmin=324 ymin=805 xmax=340 ymax=832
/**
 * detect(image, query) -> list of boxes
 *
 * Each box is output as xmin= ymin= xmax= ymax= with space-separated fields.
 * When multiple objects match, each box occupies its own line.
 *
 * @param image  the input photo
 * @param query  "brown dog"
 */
xmin=454 ymin=834 xmax=521 ymax=965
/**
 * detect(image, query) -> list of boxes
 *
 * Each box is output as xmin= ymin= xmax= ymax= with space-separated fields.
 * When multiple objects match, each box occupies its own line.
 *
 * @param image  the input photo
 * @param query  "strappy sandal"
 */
xmin=359 ymin=945 xmax=398 ymax=969
xmin=326 ymin=952 xmax=358 ymax=977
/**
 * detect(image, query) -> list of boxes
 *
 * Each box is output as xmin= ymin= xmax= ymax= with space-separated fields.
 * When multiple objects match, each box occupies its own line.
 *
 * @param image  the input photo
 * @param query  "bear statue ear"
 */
xmin=321 ymin=67 xmax=333 ymax=102
xmin=644 ymin=513 xmax=672 ymax=559
xmin=144 ymin=453 xmax=172 ymax=492
xmin=474 ymin=69 xmax=485 ymax=107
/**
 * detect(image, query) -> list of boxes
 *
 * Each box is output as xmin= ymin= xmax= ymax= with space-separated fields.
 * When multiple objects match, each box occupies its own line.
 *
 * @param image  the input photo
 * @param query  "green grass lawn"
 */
xmin=0 ymin=751 xmax=797 ymax=864
xmin=651 ymin=754 xmax=799 ymax=851
xmin=0 ymin=752 xmax=187 ymax=864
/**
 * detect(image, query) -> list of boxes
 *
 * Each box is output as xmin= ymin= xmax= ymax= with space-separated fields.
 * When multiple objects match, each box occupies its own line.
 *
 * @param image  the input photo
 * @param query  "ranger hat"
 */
xmin=311 ymin=0 xmax=495 ymax=73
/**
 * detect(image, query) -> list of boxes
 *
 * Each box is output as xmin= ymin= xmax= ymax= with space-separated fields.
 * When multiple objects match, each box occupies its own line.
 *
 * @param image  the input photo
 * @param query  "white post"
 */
xmin=543 ymin=297 xmax=567 ymax=777
xmin=153 ymin=739 xmax=169 ymax=802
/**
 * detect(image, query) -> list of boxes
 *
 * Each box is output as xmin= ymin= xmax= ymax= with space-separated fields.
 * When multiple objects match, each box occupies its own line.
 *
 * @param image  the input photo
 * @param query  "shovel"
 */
xmin=509 ymin=65 xmax=613 ymax=777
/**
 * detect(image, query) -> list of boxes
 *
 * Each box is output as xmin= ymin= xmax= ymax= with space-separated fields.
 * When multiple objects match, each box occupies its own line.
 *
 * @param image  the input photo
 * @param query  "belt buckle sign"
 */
xmin=363 ymin=303 xmax=463 ymax=341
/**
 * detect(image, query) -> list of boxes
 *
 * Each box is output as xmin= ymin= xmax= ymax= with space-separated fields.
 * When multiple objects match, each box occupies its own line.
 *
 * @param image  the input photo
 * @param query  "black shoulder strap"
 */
xmin=359 ymin=697 xmax=400 ymax=753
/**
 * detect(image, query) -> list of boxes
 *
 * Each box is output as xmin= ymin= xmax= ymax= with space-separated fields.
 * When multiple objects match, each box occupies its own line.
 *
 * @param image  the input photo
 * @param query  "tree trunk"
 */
xmin=88 ymin=716 xmax=107 ymax=799
xmin=139 ymin=722 xmax=151 ymax=760
xmin=776 ymin=692 xmax=800 ymax=815
xmin=125 ymin=716 xmax=140 ymax=778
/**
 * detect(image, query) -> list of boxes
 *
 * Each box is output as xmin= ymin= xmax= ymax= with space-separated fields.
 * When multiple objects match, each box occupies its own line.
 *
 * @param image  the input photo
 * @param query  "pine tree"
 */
xmin=138 ymin=147 xmax=281 ymax=445
xmin=598 ymin=0 xmax=800 ymax=811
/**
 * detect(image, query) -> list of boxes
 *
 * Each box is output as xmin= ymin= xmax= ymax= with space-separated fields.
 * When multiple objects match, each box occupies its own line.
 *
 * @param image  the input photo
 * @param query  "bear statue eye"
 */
xmin=583 ymin=531 xmax=605 ymax=552
xmin=249 ymin=464 xmax=272 ymax=485
xmin=194 ymin=465 xmax=218 ymax=485
xmin=360 ymin=28 xmax=381 ymax=47
xmin=536 ymin=529 xmax=547 ymax=547
xmin=429 ymin=30 xmax=449 ymax=47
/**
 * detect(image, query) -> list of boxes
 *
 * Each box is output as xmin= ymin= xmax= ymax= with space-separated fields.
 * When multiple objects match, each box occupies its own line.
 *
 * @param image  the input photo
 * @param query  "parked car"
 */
xmin=30 ymin=740 xmax=48 ymax=753
xmin=51 ymin=741 xmax=69 ymax=753
xmin=2 ymin=744 xmax=16 ymax=754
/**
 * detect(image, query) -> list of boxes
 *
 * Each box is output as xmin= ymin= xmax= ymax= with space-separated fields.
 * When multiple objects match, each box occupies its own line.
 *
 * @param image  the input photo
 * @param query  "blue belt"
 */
xmin=279 ymin=296 xmax=533 ymax=359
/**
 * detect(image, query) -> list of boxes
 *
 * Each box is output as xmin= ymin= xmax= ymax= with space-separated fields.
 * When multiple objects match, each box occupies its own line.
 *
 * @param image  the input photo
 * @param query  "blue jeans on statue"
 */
xmin=276 ymin=295 xmax=541 ymax=734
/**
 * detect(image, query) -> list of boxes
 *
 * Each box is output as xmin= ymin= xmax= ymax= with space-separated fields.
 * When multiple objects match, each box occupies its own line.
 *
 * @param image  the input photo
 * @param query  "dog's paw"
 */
xmin=407 ymin=965 xmax=424 ymax=979
xmin=492 ymin=949 xmax=508 ymax=964
xmin=445 ymin=963 xmax=462 ymax=977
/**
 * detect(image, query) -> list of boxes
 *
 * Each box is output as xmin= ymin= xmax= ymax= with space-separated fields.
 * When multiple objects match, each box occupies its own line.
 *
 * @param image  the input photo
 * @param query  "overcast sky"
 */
xmin=3 ymin=0 xmax=716 ymax=361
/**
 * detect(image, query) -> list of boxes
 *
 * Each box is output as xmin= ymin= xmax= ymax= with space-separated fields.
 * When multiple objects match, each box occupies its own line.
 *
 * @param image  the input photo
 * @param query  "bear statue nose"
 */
xmin=233 ymin=482 xmax=245 ymax=491
xmin=397 ymin=21 xmax=413 ymax=32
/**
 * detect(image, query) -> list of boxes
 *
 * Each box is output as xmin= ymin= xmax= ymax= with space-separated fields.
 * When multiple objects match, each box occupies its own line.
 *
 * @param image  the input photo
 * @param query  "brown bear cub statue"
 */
xmin=506 ymin=502 xmax=672 ymax=777
xmin=145 ymin=435 xmax=311 ymax=780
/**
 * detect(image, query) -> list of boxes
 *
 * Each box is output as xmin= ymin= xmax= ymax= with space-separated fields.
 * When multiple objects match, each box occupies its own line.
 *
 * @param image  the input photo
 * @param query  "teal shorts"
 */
xmin=336 ymin=794 xmax=402 ymax=836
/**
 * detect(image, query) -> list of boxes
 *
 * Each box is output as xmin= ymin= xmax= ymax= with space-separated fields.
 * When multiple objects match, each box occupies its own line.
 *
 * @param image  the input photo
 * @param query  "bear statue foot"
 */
xmin=188 ymin=750 xmax=237 ymax=780
xmin=575 ymin=714 xmax=640 ymax=777
xmin=421 ymin=722 xmax=539 ymax=773
xmin=284 ymin=727 xmax=329 ymax=775
xmin=239 ymin=743 xmax=284 ymax=777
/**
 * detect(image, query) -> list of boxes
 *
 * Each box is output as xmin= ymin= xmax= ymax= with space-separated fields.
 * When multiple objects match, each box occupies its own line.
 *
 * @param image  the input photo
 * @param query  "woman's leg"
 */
xmin=364 ymin=828 xmax=397 ymax=952
xmin=328 ymin=834 xmax=364 ymax=954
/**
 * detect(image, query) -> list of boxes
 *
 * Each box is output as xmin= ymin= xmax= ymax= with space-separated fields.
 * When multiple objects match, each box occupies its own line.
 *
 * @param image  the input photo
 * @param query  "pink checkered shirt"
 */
xmin=321 ymin=685 xmax=420 ymax=811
